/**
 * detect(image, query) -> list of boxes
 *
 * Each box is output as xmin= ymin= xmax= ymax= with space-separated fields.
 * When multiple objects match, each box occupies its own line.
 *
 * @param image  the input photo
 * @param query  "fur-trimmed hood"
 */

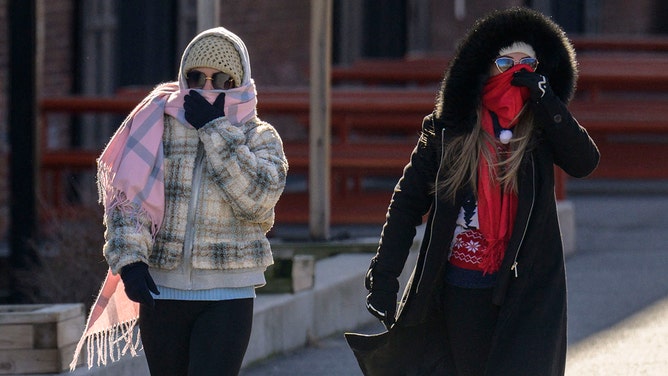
xmin=434 ymin=7 xmax=578 ymax=134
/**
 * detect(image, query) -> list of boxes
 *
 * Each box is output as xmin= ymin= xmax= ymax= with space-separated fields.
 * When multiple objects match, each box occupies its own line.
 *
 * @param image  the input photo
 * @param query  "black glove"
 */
xmin=511 ymin=69 xmax=554 ymax=103
xmin=365 ymin=264 xmax=399 ymax=329
xmin=120 ymin=262 xmax=160 ymax=307
xmin=512 ymin=69 xmax=572 ymax=126
xmin=183 ymin=90 xmax=226 ymax=130
xmin=366 ymin=290 xmax=397 ymax=329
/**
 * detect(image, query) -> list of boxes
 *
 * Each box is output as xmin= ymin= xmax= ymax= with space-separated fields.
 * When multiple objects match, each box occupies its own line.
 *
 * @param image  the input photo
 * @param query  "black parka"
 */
xmin=346 ymin=7 xmax=600 ymax=376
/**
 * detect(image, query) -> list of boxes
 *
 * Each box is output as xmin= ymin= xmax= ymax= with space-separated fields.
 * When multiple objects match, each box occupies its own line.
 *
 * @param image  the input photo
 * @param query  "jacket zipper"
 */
xmin=415 ymin=127 xmax=445 ymax=294
xmin=182 ymin=141 xmax=206 ymax=286
xmin=510 ymin=154 xmax=536 ymax=278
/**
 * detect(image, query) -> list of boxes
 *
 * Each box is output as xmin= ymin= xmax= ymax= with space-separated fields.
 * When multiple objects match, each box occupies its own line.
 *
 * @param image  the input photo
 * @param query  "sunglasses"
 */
xmin=494 ymin=57 xmax=539 ymax=73
xmin=186 ymin=70 xmax=235 ymax=90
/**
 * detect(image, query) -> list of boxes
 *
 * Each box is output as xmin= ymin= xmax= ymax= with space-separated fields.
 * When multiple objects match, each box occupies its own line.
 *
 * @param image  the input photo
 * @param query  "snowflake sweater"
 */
xmin=446 ymin=191 xmax=498 ymax=288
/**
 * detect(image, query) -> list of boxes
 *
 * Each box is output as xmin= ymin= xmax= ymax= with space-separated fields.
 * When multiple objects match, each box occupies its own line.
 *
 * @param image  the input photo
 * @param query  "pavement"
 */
xmin=240 ymin=192 xmax=668 ymax=376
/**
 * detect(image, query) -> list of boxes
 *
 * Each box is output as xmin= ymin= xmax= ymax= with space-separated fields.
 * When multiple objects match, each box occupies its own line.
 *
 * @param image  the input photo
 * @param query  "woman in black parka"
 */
xmin=346 ymin=7 xmax=599 ymax=376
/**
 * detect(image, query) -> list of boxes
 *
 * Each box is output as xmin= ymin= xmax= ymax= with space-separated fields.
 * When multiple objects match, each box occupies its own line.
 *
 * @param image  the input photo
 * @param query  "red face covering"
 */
xmin=475 ymin=63 xmax=533 ymax=274
xmin=482 ymin=64 xmax=532 ymax=129
xmin=482 ymin=64 xmax=533 ymax=129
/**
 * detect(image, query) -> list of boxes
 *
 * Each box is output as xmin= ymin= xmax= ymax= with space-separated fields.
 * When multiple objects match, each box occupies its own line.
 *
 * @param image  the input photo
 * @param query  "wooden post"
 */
xmin=309 ymin=0 xmax=332 ymax=240
xmin=197 ymin=0 xmax=220 ymax=31
xmin=8 ymin=0 xmax=38 ymax=302
xmin=454 ymin=0 xmax=466 ymax=20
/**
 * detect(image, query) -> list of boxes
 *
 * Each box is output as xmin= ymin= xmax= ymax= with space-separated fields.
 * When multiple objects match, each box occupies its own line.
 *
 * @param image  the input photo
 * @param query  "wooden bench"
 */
xmin=570 ymin=99 xmax=668 ymax=179
xmin=332 ymin=57 xmax=448 ymax=86
xmin=39 ymin=87 xmax=570 ymax=225
xmin=39 ymin=88 xmax=430 ymax=225
xmin=39 ymin=38 xmax=668 ymax=224
xmin=331 ymin=48 xmax=668 ymax=179
xmin=332 ymin=54 xmax=668 ymax=92
xmin=576 ymin=54 xmax=668 ymax=99
xmin=571 ymin=35 xmax=668 ymax=52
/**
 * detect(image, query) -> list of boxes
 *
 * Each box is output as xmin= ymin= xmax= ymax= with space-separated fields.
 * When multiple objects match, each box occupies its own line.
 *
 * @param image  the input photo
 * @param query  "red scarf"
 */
xmin=476 ymin=64 xmax=532 ymax=274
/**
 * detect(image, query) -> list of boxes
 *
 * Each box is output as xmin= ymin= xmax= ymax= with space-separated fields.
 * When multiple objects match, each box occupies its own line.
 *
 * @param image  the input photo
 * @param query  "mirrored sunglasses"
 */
xmin=494 ymin=57 xmax=539 ymax=73
xmin=186 ymin=70 xmax=235 ymax=90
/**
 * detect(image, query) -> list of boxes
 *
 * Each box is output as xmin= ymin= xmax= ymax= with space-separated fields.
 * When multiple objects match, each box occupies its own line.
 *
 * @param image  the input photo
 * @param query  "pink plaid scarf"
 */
xmin=71 ymin=80 xmax=257 ymax=370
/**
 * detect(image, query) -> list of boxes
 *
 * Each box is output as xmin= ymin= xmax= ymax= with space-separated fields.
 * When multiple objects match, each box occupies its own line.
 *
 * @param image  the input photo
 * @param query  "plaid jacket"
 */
xmin=103 ymin=114 xmax=287 ymax=288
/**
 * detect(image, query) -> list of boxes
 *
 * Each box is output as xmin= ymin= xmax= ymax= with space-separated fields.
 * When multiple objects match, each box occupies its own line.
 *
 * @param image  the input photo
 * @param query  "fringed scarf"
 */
xmin=476 ymin=64 xmax=530 ymax=274
xmin=70 ymin=80 xmax=257 ymax=370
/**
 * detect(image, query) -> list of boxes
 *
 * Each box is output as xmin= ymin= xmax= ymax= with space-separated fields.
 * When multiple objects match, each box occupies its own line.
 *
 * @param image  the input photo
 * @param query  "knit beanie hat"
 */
xmin=498 ymin=41 xmax=536 ymax=58
xmin=182 ymin=34 xmax=244 ymax=87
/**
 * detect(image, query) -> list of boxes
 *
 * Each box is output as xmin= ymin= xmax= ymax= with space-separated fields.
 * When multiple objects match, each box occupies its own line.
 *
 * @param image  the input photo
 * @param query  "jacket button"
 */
xmin=553 ymin=114 xmax=562 ymax=123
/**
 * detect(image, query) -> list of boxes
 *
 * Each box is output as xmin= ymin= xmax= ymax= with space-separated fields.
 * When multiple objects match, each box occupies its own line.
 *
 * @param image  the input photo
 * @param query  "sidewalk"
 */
xmin=241 ymin=194 xmax=668 ymax=375
xmin=564 ymin=194 xmax=668 ymax=375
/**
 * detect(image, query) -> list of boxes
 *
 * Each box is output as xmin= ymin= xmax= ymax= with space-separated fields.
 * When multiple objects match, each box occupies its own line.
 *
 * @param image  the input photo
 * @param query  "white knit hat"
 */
xmin=183 ymin=34 xmax=244 ymax=87
xmin=498 ymin=41 xmax=536 ymax=58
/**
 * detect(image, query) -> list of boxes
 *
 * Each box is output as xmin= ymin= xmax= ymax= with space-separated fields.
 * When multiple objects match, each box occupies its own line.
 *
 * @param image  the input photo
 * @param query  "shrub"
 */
xmin=15 ymin=204 xmax=108 ymax=312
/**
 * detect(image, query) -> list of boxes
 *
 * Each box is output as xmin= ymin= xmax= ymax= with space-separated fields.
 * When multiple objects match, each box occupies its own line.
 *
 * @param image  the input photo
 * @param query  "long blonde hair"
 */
xmin=437 ymin=105 xmax=534 ymax=202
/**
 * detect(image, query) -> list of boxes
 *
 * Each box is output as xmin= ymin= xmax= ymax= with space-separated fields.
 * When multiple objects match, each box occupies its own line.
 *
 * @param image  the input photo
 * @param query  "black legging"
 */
xmin=139 ymin=298 xmax=254 ymax=376
xmin=442 ymin=284 xmax=500 ymax=376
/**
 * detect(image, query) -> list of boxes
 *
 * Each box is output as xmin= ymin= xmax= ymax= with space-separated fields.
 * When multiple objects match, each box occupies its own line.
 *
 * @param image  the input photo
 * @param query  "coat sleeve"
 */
xmin=198 ymin=117 xmax=288 ymax=226
xmin=102 ymin=202 xmax=153 ymax=275
xmin=371 ymin=116 xmax=441 ymax=281
xmin=533 ymin=95 xmax=600 ymax=178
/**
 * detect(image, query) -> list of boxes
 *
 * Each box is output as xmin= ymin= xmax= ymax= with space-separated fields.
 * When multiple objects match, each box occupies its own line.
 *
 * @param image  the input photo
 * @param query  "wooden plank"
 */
xmin=275 ymin=190 xmax=393 ymax=225
xmin=572 ymin=35 xmax=668 ymax=52
xmin=56 ymin=315 xmax=85 ymax=349
xmin=0 ymin=325 xmax=33 ymax=350
xmin=0 ymin=304 xmax=83 ymax=325
xmin=0 ymin=349 xmax=59 ymax=375
xmin=42 ymin=151 xmax=98 ymax=168
xmin=587 ymin=135 xmax=668 ymax=179
xmin=571 ymin=100 xmax=668 ymax=133
xmin=270 ymin=239 xmax=379 ymax=256
xmin=330 ymin=54 xmax=668 ymax=93
xmin=577 ymin=55 xmax=668 ymax=92
xmin=59 ymin=342 xmax=80 ymax=372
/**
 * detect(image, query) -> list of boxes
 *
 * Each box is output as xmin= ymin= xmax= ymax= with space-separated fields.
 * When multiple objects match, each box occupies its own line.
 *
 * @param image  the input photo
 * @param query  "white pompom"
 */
xmin=499 ymin=130 xmax=513 ymax=144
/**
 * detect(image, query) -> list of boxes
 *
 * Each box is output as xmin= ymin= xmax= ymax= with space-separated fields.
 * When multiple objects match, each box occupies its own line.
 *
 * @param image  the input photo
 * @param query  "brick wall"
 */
xmin=218 ymin=1 xmax=527 ymax=85
xmin=39 ymin=0 xmax=75 ymax=152
xmin=598 ymin=0 xmax=655 ymax=34
xmin=430 ymin=0 xmax=525 ymax=53
xmin=216 ymin=0 xmax=639 ymax=86
xmin=215 ymin=0 xmax=312 ymax=87
xmin=40 ymin=0 xmax=75 ymax=97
